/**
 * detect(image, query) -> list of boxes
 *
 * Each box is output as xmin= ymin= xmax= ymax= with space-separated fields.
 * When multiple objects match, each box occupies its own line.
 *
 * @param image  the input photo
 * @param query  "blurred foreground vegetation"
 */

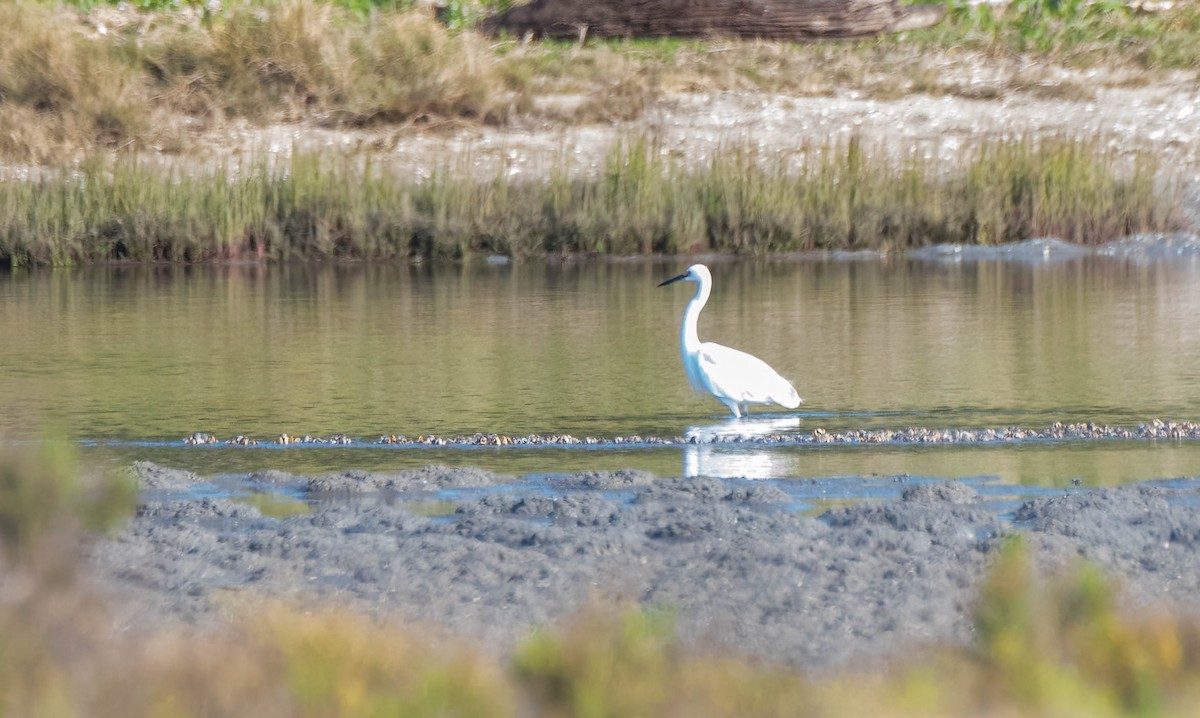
xmin=4 ymin=443 xmax=1200 ymax=716
xmin=0 ymin=136 xmax=1176 ymax=265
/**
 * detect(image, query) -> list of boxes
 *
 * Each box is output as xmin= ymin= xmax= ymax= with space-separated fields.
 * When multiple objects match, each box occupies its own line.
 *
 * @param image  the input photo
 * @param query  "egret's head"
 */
xmin=658 ymin=264 xmax=711 ymax=287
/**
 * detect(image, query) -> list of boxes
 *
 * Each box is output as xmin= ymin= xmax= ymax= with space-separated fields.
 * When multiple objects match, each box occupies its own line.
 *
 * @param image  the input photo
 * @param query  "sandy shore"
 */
xmin=85 ymin=462 xmax=1200 ymax=673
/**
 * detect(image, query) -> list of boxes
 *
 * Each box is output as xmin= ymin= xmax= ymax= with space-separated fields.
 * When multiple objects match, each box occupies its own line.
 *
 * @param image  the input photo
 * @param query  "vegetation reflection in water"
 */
xmin=3 ymin=258 xmax=1199 ymax=436
xmin=3 ymin=256 xmax=1197 ymax=487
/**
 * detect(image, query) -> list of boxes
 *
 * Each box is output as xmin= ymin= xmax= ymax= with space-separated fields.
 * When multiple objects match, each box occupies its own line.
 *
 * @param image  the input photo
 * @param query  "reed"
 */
xmin=0 ymin=135 xmax=1176 ymax=266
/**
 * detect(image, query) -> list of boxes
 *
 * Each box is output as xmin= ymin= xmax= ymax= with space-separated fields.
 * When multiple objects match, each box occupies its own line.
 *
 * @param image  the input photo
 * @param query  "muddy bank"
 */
xmin=87 ymin=462 xmax=1200 ymax=673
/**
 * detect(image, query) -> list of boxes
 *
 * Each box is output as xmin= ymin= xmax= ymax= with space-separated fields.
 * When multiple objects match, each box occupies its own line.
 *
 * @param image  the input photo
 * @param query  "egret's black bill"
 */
xmin=658 ymin=273 xmax=688 ymax=287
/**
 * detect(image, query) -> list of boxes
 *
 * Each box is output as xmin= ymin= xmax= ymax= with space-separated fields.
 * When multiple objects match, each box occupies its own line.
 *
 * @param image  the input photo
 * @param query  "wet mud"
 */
xmin=86 ymin=462 xmax=1200 ymax=673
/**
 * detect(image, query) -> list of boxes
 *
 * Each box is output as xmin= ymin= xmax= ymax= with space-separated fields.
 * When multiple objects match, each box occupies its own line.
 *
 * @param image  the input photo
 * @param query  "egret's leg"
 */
xmin=739 ymin=401 xmax=749 ymax=416
xmin=719 ymin=398 xmax=742 ymax=418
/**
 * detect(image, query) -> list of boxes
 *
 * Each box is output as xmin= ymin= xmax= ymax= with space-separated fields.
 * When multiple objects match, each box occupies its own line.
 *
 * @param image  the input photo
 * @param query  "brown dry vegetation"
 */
xmin=0 ymin=0 xmax=665 ymax=162
xmin=1 ymin=0 xmax=1198 ymax=164
xmin=0 ymin=0 xmax=520 ymax=163
xmin=0 ymin=3 xmax=158 ymax=162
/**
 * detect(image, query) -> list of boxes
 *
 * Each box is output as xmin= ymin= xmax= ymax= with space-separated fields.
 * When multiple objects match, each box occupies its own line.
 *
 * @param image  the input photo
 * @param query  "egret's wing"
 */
xmin=697 ymin=342 xmax=801 ymax=408
xmin=682 ymin=352 xmax=708 ymax=394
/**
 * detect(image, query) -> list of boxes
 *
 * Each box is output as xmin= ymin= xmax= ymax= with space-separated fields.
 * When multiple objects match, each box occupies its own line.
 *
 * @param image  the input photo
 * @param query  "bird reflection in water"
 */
xmin=682 ymin=415 xmax=802 ymax=479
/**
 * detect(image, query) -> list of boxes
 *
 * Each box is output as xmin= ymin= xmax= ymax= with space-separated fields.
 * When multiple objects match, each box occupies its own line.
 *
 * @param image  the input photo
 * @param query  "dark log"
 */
xmin=480 ymin=0 xmax=947 ymax=42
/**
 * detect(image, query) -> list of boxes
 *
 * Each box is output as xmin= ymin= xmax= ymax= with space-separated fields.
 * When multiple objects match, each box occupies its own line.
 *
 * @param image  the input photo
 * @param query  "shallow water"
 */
xmin=2 ymin=242 xmax=1200 ymax=487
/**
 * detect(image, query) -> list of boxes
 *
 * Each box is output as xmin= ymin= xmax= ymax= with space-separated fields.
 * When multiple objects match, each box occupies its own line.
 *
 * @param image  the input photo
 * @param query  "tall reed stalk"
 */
xmin=0 ymin=136 xmax=1176 ymax=266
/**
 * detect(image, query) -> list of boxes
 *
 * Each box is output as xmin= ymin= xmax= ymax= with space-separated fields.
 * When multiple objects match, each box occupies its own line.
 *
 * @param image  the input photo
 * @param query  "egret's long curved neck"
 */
xmin=680 ymin=280 xmax=710 ymax=355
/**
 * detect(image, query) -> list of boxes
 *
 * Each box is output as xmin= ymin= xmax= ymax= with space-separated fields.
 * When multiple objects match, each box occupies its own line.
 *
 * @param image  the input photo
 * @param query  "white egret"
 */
xmin=659 ymin=264 xmax=802 ymax=418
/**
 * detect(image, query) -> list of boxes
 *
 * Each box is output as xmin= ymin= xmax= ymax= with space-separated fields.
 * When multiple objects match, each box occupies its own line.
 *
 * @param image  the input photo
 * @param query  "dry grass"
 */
xmin=3 ymin=1 xmax=1199 ymax=163
xmin=142 ymin=1 xmax=512 ymax=127
xmin=0 ymin=0 xmax=517 ymax=162
xmin=0 ymin=2 xmax=166 ymax=162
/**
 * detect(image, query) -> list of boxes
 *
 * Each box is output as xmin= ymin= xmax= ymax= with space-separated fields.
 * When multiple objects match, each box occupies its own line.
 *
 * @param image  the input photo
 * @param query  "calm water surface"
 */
xmin=2 ymin=256 xmax=1198 ymax=488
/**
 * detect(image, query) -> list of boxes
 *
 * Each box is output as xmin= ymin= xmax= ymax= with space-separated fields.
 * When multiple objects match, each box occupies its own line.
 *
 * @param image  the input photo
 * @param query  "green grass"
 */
xmin=903 ymin=0 xmax=1200 ymax=69
xmin=0 ymin=135 xmax=1176 ymax=266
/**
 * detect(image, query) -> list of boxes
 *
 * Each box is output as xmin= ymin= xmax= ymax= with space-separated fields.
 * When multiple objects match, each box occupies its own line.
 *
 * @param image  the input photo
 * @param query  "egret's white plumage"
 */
xmin=659 ymin=264 xmax=802 ymax=418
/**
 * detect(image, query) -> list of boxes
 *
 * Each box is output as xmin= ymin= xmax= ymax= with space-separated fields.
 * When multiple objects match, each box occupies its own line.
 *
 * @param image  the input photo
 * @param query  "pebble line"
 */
xmin=181 ymin=419 xmax=1200 ymax=447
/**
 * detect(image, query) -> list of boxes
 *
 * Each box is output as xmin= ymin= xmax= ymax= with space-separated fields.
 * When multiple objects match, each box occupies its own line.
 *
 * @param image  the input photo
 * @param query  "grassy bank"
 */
xmin=0 ymin=0 xmax=1189 ymax=264
xmin=0 ymin=136 xmax=1175 ymax=265
xmin=910 ymin=0 xmax=1200 ymax=68
xmin=4 ymin=443 xmax=1200 ymax=716
xmin=1 ymin=0 xmax=1198 ymax=163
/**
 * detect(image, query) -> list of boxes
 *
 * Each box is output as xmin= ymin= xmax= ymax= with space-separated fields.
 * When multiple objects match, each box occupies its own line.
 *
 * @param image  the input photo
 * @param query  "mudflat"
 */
xmin=86 ymin=462 xmax=1200 ymax=672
